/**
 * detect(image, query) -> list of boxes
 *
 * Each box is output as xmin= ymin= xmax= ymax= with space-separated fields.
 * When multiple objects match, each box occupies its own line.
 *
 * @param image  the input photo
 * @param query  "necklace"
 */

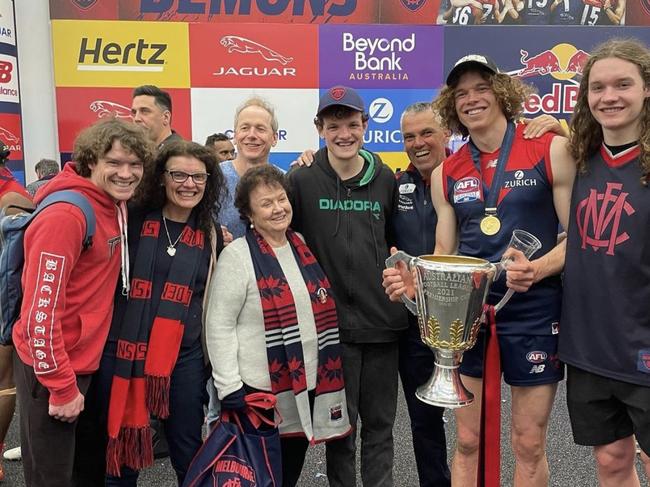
xmin=162 ymin=216 xmax=183 ymax=257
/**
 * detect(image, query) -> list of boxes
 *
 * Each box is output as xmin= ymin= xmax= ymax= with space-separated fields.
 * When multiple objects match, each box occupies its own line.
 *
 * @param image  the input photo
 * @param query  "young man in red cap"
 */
xmin=288 ymin=86 xmax=407 ymax=487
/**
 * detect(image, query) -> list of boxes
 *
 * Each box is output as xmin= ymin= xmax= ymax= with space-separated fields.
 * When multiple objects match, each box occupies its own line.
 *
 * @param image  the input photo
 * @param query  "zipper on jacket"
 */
xmin=345 ymin=186 xmax=354 ymax=304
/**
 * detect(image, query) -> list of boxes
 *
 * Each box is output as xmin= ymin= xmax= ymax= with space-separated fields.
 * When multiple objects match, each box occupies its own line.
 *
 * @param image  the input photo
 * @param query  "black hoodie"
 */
xmin=288 ymin=147 xmax=407 ymax=343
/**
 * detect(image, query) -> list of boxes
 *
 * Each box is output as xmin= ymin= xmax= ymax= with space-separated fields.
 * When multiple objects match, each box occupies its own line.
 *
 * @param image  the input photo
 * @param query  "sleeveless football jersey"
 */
xmin=442 ymin=124 xmax=561 ymax=335
xmin=560 ymin=145 xmax=650 ymax=386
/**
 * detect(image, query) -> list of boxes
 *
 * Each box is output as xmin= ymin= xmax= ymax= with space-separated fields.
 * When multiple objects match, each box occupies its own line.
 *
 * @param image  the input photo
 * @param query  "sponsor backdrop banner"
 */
xmin=0 ymin=0 xmax=23 ymax=182
xmin=52 ymin=20 xmax=190 ymax=88
xmin=48 ymin=8 xmax=648 ymax=171
xmin=319 ymin=25 xmax=443 ymax=89
xmin=55 ymin=87 xmax=192 ymax=153
xmin=443 ymin=26 xmax=650 ymax=133
xmin=189 ymin=23 xmax=318 ymax=88
xmin=50 ymin=1 xmax=643 ymax=26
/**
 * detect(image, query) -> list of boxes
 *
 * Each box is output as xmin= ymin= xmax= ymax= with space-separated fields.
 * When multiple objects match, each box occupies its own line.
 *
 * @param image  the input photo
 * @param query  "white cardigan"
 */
xmin=205 ymin=236 xmax=318 ymax=399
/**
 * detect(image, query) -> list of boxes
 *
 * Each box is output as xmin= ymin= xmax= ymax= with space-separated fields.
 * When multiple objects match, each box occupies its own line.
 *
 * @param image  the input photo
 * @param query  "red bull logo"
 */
xmin=400 ymin=0 xmax=427 ymax=12
xmin=506 ymin=44 xmax=588 ymax=120
xmin=509 ymin=44 xmax=590 ymax=80
xmin=89 ymin=100 xmax=133 ymax=120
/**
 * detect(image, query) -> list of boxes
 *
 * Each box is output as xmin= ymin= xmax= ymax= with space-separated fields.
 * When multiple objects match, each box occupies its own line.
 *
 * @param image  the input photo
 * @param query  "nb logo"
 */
xmin=0 ymin=61 xmax=13 ymax=83
xmin=369 ymin=98 xmax=394 ymax=124
xmin=576 ymin=182 xmax=635 ymax=256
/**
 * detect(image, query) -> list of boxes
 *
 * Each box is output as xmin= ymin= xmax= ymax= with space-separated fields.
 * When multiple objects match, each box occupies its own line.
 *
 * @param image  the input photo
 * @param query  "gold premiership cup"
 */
xmin=385 ymin=253 xmax=499 ymax=408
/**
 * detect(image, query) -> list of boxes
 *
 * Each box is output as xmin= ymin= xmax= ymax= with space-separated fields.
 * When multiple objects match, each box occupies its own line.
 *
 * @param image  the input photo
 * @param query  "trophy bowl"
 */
xmin=386 ymin=253 xmax=496 ymax=408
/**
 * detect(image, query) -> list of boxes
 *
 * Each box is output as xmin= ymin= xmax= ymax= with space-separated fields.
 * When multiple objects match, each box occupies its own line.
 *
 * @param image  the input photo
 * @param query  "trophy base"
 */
xmin=415 ymin=352 xmax=474 ymax=409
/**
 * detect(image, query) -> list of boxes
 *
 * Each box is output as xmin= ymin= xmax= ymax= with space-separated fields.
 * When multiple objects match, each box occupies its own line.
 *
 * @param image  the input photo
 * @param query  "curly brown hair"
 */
xmin=73 ymin=118 xmax=154 ymax=178
xmin=569 ymin=38 xmax=650 ymax=186
xmin=433 ymin=70 xmax=535 ymax=137
xmin=134 ymin=140 xmax=226 ymax=239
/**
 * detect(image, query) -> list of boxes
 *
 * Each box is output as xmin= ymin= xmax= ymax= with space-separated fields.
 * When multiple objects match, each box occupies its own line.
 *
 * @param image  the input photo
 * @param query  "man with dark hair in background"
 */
xmin=205 ymin=133 xmax=235 ymax=163
xmin=26 ymin=159 xmax=60 ymax=197
xmin=132 ymin=85 xmax=182 ymax=149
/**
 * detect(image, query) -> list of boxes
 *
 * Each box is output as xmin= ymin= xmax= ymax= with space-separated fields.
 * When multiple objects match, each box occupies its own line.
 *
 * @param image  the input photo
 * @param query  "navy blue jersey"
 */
xmin=445 ymin=0 xmax=496 ymax=24
xmin=393 ymin=165 xmax=437 ymax=257
xmin=550 ymin=0 xmax=581 ymax=24
xmin=579 ymin=0 xmax=619 ymax=25
xmin=442 ymin=124 xmax=561 ymax=335
xmin=521 ymin=0 xmax=552 ymax=24
xmin=560 ymin=146 xmax=650 ymax=386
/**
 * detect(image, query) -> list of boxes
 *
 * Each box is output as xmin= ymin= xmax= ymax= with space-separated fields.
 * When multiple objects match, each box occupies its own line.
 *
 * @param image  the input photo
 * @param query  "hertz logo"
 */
xmin=77 ymin=38 xmax=167 ymax=72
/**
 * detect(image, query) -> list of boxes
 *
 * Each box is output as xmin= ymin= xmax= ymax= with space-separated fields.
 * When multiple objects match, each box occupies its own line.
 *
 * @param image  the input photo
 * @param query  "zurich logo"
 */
xmin=369 ymin=98 xmax=394 ymax=124
xmin=400 ymin=0 xmax=427 ymax=12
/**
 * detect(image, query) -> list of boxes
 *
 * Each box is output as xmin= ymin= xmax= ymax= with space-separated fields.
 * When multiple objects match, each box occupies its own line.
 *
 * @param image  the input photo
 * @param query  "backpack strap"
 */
xmin=32 ymin=191 xmax=96 ymax=249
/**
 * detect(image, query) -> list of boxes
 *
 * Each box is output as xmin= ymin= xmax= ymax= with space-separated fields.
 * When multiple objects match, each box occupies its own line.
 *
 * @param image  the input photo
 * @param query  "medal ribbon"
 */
xmin=469 ymin=121 xmax=516 ymax=219
xmin=477 ymin=304 xmax=501 ymax=487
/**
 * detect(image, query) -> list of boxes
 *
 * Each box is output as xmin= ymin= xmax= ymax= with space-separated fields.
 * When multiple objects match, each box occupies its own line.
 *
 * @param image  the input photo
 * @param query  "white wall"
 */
xmin=15 ymin=0 xmax=58 ymax=184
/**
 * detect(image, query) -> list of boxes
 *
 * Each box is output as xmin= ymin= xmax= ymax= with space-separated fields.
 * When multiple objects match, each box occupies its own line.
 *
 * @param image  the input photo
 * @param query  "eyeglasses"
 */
xmin=165 ymin=170 xmax=210 ymax=184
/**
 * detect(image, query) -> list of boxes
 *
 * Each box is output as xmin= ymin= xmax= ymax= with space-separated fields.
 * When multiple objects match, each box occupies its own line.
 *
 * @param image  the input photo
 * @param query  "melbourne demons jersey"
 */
xmin=560 ymin=146 xmax=650 ymax=386
xmin=579 ymin=0 xmax=618 ymax=25
xmin=444 ymin=0 xmax=496 ymax=25
xmin=550 ymin=0 xmax=581 ymax=24
xmin=521 ymin=0 xmax=551 ymax=25
xmin=443 ymin=124 xmax=561 ymax=335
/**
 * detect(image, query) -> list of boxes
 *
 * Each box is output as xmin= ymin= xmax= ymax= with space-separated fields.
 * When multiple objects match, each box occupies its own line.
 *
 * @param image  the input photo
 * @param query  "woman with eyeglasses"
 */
xmin=92 ymin=140 xmax=225 ymax=486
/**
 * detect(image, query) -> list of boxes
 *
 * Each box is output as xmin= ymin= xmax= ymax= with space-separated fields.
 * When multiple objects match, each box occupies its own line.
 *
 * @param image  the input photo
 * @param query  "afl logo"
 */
xmin=526 ymin=351 xmax=547 ymax=364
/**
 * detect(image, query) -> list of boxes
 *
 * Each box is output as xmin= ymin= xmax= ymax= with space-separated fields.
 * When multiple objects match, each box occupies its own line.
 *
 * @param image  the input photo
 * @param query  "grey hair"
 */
xmin=234 ymin=96 xmax=279 ymax=133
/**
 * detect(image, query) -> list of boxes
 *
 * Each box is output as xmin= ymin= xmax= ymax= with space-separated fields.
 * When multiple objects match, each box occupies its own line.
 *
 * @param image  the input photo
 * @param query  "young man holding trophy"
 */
xmin=384 ymin=54 xmax=576 ymax=487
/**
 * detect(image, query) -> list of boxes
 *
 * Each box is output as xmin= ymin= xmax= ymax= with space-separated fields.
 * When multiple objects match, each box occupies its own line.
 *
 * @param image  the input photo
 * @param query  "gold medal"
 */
xmin=480 ymin=215 xmax=501 ymax=236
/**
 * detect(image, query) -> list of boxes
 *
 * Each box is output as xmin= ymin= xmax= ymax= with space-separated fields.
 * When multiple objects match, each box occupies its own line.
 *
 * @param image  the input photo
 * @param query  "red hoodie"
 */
xmin=13 ymin=164 xmax=122 ymax=405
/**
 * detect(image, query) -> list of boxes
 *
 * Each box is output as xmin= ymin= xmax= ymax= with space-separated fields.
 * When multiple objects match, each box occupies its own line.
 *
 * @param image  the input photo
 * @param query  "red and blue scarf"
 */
xmin=106 ymin=209 xmax=204 ymax=476
xmin=246 ymin=228 xmax=351 ymax=442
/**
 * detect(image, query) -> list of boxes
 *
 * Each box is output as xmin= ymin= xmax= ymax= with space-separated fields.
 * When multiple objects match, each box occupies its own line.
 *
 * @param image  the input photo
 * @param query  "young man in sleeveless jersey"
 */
xmin=384 ymin=54 xmax=576 ymax=486
xmin=561 ymin=38 xmax=650 ymax=487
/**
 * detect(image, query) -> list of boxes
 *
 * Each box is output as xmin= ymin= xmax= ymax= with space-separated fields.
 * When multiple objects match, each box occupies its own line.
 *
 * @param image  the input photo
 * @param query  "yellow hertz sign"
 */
xmin=52 ymin=20 xmax=189 ymax=88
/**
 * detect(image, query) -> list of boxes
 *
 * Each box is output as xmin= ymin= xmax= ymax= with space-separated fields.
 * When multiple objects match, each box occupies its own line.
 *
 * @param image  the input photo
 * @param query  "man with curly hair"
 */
xmin=11 ymin=119 xmax=153 ymax=487
xmin=560 ymin=38 xmax=650 ymax=486
xmin=382 ymin=55 xmax=576 ymax=486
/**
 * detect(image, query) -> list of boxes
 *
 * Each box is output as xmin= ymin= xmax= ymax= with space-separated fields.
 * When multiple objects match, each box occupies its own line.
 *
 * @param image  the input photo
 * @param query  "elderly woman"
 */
xmin=99 ymin=140 xmax=225 ymax=486
xmin=206 ymin=165 xmax=351 ymax=487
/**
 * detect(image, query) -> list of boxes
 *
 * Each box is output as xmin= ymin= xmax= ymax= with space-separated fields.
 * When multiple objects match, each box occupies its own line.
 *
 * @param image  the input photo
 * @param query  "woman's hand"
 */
xmin=221 ymin=387 xmax=246 ymax=411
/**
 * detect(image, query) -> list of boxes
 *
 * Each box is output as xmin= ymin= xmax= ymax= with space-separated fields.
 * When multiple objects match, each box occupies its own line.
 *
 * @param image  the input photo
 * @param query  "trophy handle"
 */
xmin=493 ymin=288 xmax=514 ymax=313
xmin=385 ymin=251 xmax=418 ymax=316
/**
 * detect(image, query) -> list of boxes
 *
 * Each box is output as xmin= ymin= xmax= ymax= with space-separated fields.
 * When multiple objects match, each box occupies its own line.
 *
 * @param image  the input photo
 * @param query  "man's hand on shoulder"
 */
xmin=49 ymin=392 xmax=84 ymax=423
xmin=291 ymin=149 xmax=316 ymax=168
xmin=522 ymin=114 xmax=568 ymax=139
